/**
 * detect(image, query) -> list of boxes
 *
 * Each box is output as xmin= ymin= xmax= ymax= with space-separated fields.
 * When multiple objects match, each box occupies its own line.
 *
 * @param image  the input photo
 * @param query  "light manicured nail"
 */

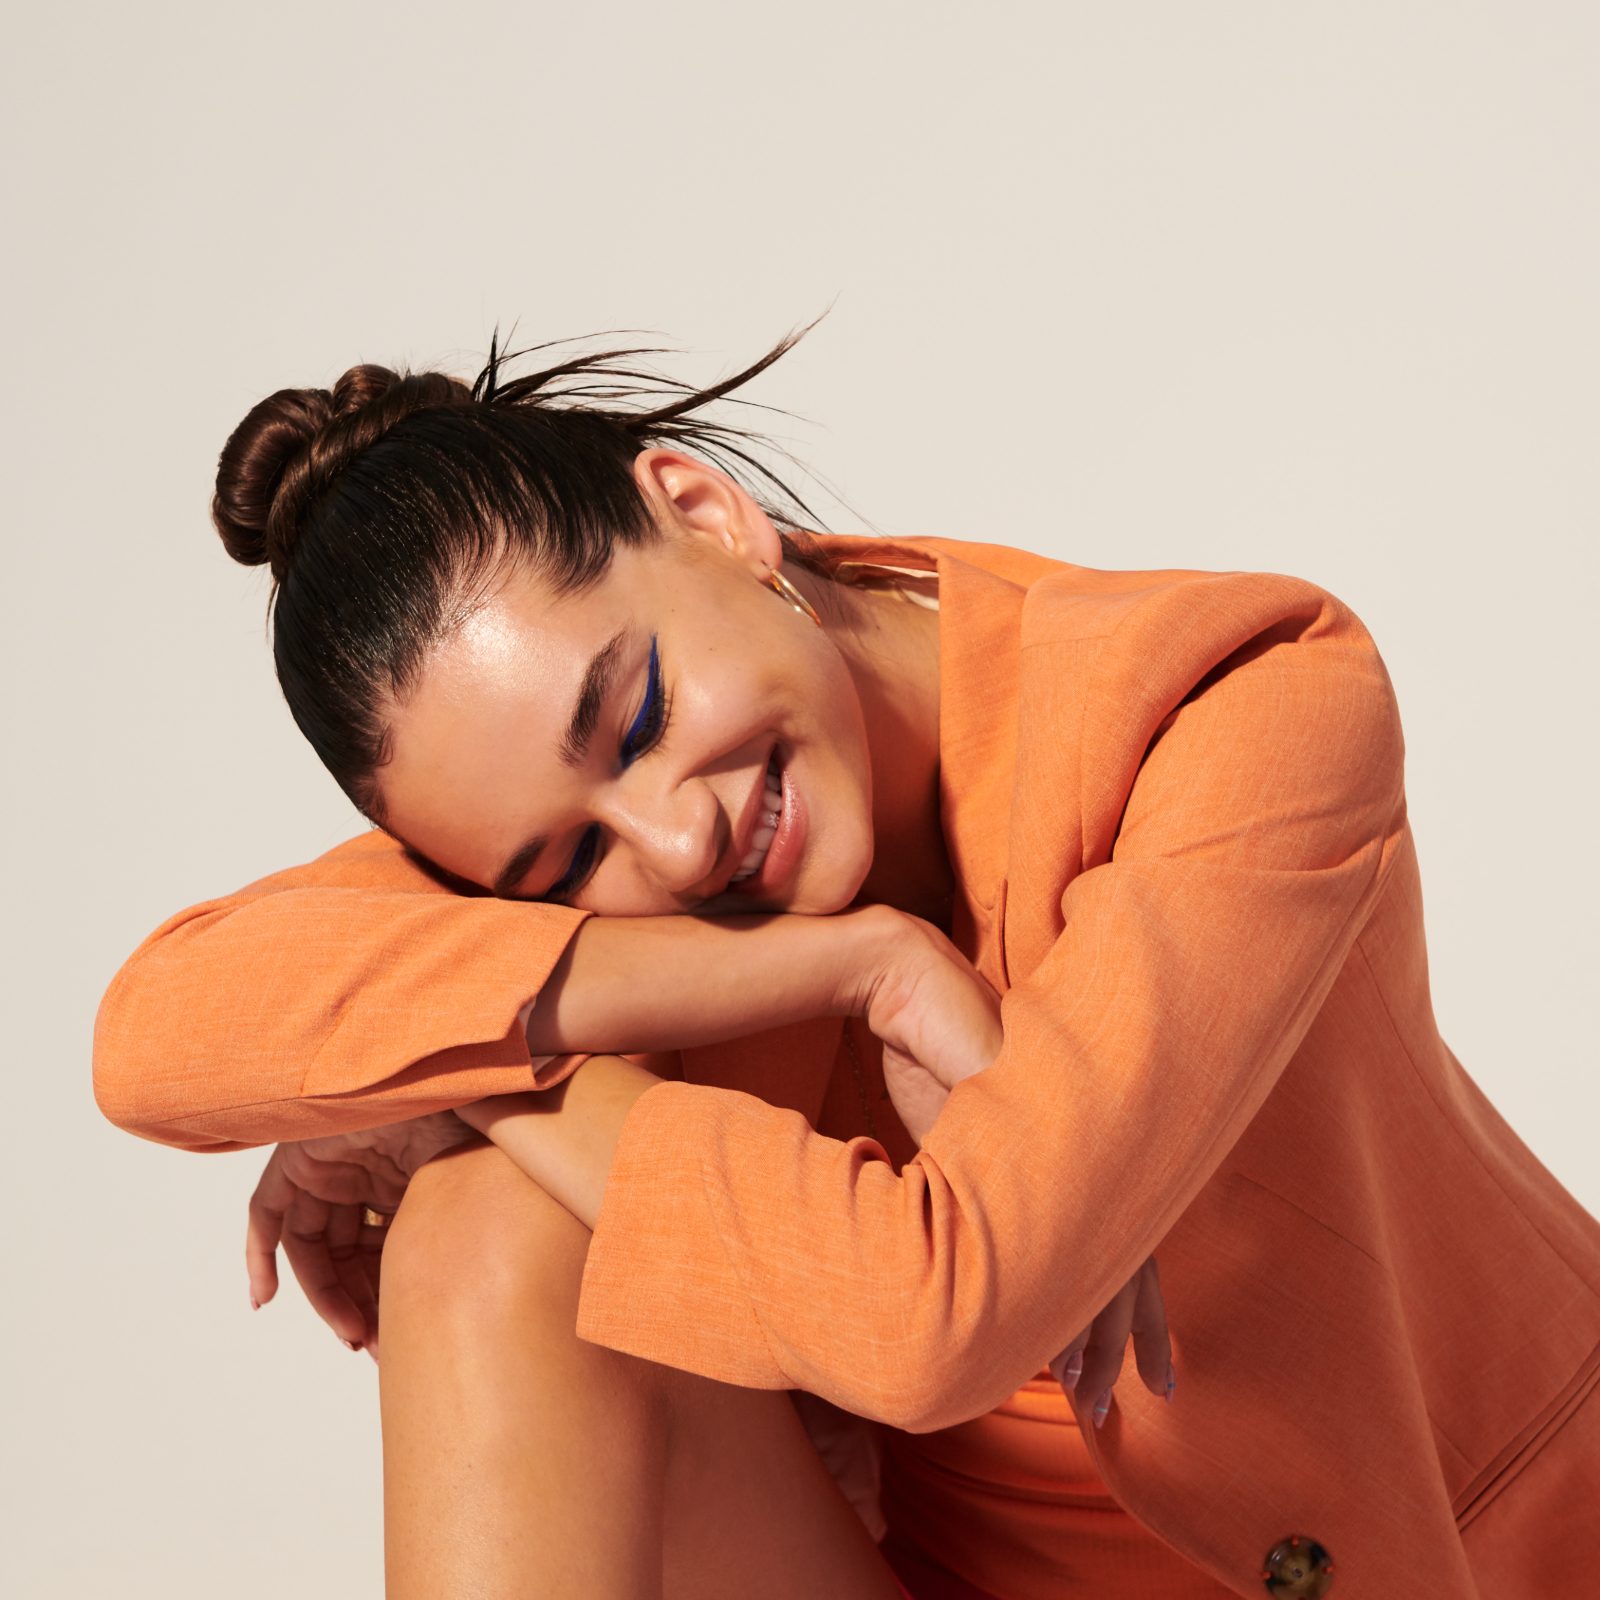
xmin=1092 ymin=1389 xmax=1112 ymax=1428
xmin=340 ymin=1337 xmax=362 ymax=1352
xmin=1062 ymin=1351 xmax=1082 ymax=1392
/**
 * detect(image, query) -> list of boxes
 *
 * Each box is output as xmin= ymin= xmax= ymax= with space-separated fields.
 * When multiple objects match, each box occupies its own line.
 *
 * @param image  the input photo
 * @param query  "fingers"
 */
xmin=246 ymin=1143 xmax=394 ymax=1360
xmin=1047 ymin=1327 xmax=1090 ymax=1395
xmin=324 ymin=1202 xmax=378 ymax=1349
xmin=280 ymin=1187 xmax=371 ymax=1350
xmin=279 ymin=1145 xmax=382 ymax=1207
xmin=245 ymin=1151 xmax=292 ymax=1310
xmin=1128 ymin=1256 xmax=1176 ymax=1402
xmin=357 ymin=1221 xmax=386 ymax=1364
xmin=1048 ymin=1257 xmax=1177 ymax=1429
xmin=1075 ymin=1272 xmax=1141 ymax=1429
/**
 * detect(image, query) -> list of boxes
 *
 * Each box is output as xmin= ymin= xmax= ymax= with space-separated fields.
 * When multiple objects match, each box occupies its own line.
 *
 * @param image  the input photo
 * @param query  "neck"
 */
xmin=790 ymin=563 xmax=956 ymax=929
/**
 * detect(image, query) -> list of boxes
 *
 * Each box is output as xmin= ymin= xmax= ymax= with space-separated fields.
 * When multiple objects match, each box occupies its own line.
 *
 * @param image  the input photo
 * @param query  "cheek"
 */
xmin=809 ymin=656 xmax=872 ymax=786
xmin=797 ymin=661 xmax=876 ymax=872
xmin=684 ymin=631 xmax=804 ymax=747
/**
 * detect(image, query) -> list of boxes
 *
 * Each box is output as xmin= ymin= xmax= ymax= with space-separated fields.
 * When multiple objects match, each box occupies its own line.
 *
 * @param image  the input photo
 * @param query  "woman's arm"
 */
xmin=457 ymin=1058 xmax=664 ymax=1227
xmin=250 ymin=908 xmax=973 ymax=1356
xmin=92 ymin=824 xmax=898 ymax=1152
xmin=92 ymin=833 xmax=592 ymax=1151
xmin=477 ymin=572 xmax=1409 ymax=1434
xmin=458 ymin=904 xmax=995 ymax=1227
xmin=458 ymin=917 xmax=1175 ymax=1422
xmin=520 ymin=905 xmax=902 ymax=1064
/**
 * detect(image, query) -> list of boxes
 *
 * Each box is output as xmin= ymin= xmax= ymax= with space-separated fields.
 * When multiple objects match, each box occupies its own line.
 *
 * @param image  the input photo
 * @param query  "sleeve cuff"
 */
xmin=574 ymin=1079 xmax=792 ymax=1389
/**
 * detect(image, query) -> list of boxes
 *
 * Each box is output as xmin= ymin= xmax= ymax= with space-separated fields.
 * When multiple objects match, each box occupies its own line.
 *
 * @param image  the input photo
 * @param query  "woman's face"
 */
xmin=375 ymin=468 xmax=877 ymax=918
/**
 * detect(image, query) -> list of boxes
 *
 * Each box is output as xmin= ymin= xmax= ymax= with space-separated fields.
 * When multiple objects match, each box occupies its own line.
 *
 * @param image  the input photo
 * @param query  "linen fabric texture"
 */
xmin=94 ymin=532 xmax=1600 ymax=1599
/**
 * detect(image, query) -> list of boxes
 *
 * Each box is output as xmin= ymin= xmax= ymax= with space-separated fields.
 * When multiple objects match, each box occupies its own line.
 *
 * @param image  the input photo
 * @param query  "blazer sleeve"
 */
xmin=572 ymin=572 xmax=1409 ymax=1432
xmin=92 ymin=831 xmax=597 ymax=1153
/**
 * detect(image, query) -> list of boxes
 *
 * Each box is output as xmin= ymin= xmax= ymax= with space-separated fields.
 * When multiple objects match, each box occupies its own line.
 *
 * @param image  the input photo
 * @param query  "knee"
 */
xmin=379 ymin=1137 xmax=680 ymax=1426
xmin=382 ymin=1136 xmax=589 ymax=1333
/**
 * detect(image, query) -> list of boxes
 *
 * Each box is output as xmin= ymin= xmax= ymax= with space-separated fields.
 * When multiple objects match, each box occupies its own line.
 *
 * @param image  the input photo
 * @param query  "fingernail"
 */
xmin=1165 ymin=1361 xmax=1177 ymax=1403
xmin=1062 ymin=1351 xmax=1082 ymax=1392
xmin=1092 ymin=1389 xmax=1112 ymax=1428
xmin=249 ymin=1294 xmax=260 ymax=1311
xmin=340 ymin=1337 xmax=363 ymax=1352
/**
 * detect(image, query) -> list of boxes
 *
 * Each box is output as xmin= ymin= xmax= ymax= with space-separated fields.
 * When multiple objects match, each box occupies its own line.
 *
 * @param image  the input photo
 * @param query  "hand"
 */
xmin=856 ymin=912 xmax=1175 ymax=1420
xmin=1047 ymin=1255 xmax=1175 ymax=1425
xmin=245 ymin=1111 xmax=481 ymax=1359
xmin=852 ymin=911 xmax=1005 ymax=1145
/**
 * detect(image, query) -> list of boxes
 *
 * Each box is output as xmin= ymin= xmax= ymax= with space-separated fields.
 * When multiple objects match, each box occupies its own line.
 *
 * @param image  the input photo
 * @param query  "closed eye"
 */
xmin=542 ymin=634 xmax=672 ymax=902
xmin=622 ymin=635 xmax=671 ymax=763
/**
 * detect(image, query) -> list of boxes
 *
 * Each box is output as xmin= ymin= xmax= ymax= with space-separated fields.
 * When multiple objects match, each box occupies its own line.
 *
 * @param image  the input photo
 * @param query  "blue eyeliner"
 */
xmin=550 ymin=635 xmax=663 ymax=898
xmin=549 ymin=827 xmax=596 ymax=898
xmin=622 ymin=635 xmax=660 ymax=756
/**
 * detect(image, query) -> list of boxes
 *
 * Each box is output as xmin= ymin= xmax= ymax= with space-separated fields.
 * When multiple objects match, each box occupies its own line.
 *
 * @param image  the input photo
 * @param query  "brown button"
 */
xmin=1260 ymin=1534 xmax=1335 ymax=1596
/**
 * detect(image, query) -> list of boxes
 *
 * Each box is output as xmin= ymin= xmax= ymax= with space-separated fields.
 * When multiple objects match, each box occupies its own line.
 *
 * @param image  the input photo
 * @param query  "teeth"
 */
xmin=730 ymin=756 xmax=785 ymax=883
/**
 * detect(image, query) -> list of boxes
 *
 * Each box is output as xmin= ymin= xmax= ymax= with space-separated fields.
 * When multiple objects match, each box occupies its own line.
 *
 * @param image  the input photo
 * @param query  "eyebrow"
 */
xmin=490 ymin=625 xmax=631 ymax=899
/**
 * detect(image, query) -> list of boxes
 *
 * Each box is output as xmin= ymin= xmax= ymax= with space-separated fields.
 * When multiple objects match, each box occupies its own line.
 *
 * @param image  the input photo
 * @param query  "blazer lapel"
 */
xmin=806 ymin=531 xmax=1033 ymax=993
xmin=677 ymin=534 xmax=1037 ymax=1116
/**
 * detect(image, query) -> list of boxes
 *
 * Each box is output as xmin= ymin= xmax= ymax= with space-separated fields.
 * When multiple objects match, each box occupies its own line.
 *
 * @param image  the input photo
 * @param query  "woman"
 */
xmin=94 ymin=322 xmax=1600 ymax=1598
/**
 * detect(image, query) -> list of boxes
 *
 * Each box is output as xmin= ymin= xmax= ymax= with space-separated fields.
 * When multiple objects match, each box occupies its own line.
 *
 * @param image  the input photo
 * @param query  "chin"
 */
xmin=819 ymin=843 xmax=875 ymax=915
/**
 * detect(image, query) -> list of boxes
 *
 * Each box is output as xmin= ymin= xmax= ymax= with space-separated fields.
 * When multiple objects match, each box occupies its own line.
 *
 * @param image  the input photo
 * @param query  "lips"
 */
xmin=729 ymin=751 xmax=785 ymax=886
xmin=714 ymin=744 xmax=782 ymax=900
xmin=728 ymin=744 xmax=807 ymax=900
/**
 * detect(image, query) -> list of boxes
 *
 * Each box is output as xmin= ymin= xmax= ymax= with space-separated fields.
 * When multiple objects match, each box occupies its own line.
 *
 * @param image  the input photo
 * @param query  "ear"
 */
xmin=631 ymin=447 xmax=784 ymax=578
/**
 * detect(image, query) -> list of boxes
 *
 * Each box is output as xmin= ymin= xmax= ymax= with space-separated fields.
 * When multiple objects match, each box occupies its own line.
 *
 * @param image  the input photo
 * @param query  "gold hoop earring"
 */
xmin=764 ymin=565 xmax=824 ymax=629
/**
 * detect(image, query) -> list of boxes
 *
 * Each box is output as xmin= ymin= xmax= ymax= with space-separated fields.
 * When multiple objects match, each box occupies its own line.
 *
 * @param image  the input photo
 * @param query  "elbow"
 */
xmin=875 ymin=1385 xmax=973 ymax=1436
xmin=92 ymin=973 xmax=159 ymax=1138
xmin=873 ymin=1364 xmax=1022 ymax=1436
xmin=90 ymin=903 xmax=268 ymax=1153
xmin=860 ymin=1314 xmax=1033 ymax=1435
xmin=92 ymin=955 xmax=133 ymax=1111
xmin=91 ymin=956 xmax=190 ymax=1144
xmin=864 ymin=1364 xmax=945 ymax=1433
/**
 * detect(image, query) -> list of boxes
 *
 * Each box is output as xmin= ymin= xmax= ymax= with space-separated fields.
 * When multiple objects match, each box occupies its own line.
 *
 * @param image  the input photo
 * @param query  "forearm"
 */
xmin=456 ymin=1057 xmax=662 ymax=1228
xmin=523 ymin=904 xmax=898 ymax=1060
xmin=480 ymin=909 xmax=902 ymax=1216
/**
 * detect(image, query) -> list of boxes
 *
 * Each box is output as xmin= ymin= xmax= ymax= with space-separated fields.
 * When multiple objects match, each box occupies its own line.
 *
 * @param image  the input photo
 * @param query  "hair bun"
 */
xmin=211 ymin=363 xmax=469 ymax=580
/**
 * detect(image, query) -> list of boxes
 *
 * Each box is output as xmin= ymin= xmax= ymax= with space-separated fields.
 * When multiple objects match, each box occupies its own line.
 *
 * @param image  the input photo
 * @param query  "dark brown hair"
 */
xmin=212 ymin=313 xmax=849 ymax=830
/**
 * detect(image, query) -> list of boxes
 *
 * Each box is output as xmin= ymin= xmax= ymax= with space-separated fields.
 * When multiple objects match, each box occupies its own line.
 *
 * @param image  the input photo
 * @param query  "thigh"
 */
xmin=660 ymin=1363 xmax=907 ymax=1600
xmin=384 ymin=1138 xmax=907 ymax=1600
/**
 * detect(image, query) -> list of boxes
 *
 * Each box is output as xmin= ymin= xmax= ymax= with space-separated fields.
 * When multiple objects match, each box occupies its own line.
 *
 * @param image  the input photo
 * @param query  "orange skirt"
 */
xmin=876 ymin=1372 xmax=1234 ymax=1600
xmin=882 ymin=1527 xmax=1004 ymax=1598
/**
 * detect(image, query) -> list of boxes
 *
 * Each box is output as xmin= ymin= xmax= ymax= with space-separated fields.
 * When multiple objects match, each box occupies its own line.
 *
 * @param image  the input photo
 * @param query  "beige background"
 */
xmin=5 ymin=2 xmax=1596 ymax=1594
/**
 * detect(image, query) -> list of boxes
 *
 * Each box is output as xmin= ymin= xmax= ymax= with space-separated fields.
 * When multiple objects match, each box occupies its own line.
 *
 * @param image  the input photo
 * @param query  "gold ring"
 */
xmin=361 ymin=1206 xmax=393 ymax=1228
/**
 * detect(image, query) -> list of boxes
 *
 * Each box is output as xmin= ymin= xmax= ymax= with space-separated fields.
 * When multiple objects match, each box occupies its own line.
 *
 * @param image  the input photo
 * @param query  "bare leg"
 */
xmin=378 ymin=1139 xmax=906 ymax=1600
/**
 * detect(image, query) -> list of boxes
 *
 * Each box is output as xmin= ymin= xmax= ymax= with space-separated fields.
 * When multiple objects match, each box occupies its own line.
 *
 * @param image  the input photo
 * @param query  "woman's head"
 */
xmin=211 ymin=322 xmax=887 ymax=917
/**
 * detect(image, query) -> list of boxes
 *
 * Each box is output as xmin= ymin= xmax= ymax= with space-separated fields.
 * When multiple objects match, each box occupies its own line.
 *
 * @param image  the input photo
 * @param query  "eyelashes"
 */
xmin=545 ymin=635 xmax=671 ymax=901
xmin=547 ymin=819 xmax=601 ymax=896
xmin=623 ymin=636 xmax=671 ymax=762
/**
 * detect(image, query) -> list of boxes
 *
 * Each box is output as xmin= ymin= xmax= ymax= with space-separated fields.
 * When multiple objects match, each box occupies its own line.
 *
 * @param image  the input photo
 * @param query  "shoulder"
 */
xmin=1015 ymin=562 xmax=1365 ymax=654
xmin=917 ymin=536 xmax=1397 ymax=741
xmin=1015 ymin=563 xmax=1395 ymax=710
xmin=1009 ymin=564 xmax=1405 ymax=856
xmin=928 ymin=536 xmax=1388 ymax=679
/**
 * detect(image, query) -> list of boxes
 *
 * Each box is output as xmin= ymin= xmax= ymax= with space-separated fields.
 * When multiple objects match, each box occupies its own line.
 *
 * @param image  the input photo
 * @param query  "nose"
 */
xmin=597 ymin=774 xmax=726 ymax=899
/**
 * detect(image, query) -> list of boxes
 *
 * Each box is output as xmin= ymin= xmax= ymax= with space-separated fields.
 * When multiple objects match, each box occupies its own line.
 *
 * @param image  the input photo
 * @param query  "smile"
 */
xmin=727 ymin=746 xmax=807 ymax=898
xmin=730 ymin=750 xmax=784 ymax=884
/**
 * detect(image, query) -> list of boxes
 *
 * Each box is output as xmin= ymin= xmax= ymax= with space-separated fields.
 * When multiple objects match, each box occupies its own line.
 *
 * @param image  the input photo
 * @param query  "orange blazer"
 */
xmin=94 ymin=532 xmax=1600 ymax=1598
